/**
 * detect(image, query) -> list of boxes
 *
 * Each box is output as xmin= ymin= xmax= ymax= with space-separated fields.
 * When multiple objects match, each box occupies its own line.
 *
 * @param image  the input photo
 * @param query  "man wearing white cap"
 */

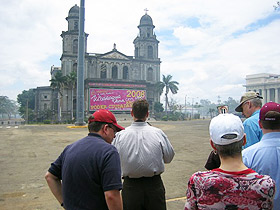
xmin=243 ymin=102 xmax=280 ymax=209
xmin=235 ymin=91 xmax=263 ymax=148
xmin=184 ymin=114 xmax=275 ymax=210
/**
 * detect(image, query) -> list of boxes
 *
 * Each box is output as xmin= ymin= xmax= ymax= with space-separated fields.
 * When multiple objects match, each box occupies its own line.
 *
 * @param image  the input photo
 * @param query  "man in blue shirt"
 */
xmin=45 ymin=110 xmax=124 ymax=210
xmin=242 ymin=102 xmax=280 ymax=209
xmin=235 ymin=91 xmax=263 ymax=148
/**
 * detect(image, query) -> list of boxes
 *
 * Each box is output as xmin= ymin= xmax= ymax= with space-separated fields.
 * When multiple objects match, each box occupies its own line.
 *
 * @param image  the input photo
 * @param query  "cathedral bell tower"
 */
xmin=60 ymin=4 xmax=88 ymax=76
xmin=133 ymin=10 xmax=159 ymax=60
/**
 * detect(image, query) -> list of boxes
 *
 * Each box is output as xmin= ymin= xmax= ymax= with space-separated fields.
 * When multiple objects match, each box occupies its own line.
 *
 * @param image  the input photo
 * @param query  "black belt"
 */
xmin=123 ymin=174 xmax=161 ymax=180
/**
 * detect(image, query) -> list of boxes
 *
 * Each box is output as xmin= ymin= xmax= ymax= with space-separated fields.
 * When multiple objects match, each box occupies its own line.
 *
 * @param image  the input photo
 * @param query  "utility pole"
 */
xmin=75 ymin=0 xmax=86 ymax=125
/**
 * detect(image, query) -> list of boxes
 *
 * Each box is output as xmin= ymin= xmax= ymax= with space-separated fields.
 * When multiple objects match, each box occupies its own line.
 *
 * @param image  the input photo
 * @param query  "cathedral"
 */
xmin=34 ymin=4 xmax=161 ymax=121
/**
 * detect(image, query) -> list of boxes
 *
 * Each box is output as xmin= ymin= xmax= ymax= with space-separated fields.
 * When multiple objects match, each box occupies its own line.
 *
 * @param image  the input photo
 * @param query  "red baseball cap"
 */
xmin=88 ymin=109 xmax=125 ymax=131
xmin=259 ymin=102 xmax=280 ymax=121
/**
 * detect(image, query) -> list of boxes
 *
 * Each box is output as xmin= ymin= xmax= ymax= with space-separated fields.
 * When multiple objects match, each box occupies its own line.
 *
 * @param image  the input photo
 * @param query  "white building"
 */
xmin=244 ymin=73 xmax=280 ymax=103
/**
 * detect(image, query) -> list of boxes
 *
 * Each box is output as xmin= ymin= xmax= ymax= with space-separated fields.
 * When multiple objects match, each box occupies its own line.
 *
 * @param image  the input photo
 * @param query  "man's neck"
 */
xmin=262 ymin=128 xmax=280 ymax=134
xmin=219 ymin=155 xmax=248 ymax=172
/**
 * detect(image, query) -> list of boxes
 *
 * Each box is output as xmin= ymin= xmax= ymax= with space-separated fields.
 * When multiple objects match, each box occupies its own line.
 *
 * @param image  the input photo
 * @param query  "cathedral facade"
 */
xmin=34 ymin=5 xmax=161 ymax=121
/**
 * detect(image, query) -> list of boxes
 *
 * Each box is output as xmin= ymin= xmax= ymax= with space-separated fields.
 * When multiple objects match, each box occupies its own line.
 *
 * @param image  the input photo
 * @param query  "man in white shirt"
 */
xmin=113 ymin=99 xmax=175 ymax=210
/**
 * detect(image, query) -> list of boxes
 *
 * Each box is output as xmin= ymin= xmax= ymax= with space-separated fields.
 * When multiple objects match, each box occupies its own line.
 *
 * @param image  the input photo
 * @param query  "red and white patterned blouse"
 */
xmin=184 ymin=168 xmax=275 ymax=210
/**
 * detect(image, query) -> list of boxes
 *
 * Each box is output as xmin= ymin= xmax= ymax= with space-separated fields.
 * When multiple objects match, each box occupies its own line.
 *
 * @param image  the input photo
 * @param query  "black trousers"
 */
xmin=122 ymin=175 xmax=166 ymax=210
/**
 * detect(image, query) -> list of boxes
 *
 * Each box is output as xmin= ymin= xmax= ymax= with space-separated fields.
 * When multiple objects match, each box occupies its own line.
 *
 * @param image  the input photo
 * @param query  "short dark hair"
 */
xmin=214 ymin=139 xmax=244 ymax=158
xmin=260 ymin=111 xmax=280 ymax=130
xmin=132 ymin=99 xmax=149 ymax=119
xmin=88 ymin=116 xmax=106 ymax=132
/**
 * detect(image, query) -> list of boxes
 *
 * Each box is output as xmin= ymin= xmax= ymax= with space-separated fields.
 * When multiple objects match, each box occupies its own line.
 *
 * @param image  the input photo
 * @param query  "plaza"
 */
xmin=0 ymin=119 xmax=211 ymax=210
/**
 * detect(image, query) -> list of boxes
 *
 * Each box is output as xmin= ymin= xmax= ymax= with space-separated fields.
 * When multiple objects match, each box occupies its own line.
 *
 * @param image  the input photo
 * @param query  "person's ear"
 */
xmin=259 ymin=120 xmax=263 ymax=129
xmin=242 ymin=134 xmax=247 ymax=146
xmin=146 ymin=111 xmax=149 ymax=118
xmin=210 ymin=139 xmax=217 ymax=150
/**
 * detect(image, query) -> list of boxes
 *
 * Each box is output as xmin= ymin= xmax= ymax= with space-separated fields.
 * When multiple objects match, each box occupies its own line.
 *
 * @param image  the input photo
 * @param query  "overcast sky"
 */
xmin=1 ymin=0 xmax=279 ymax=105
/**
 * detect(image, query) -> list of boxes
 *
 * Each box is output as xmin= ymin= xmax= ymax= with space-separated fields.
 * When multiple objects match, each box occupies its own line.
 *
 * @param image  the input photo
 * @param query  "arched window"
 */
xmin=148 ymin=46 xmax=153 ymax=59
xmin=123 ymin=66 xmax=129 ymax=79
xmin=101 ymin=64 xmax=107 ymax=79
xmin=147 ymin=68 xmax=153 ymax=81
xmin=73 ymin=63 xmax=77 ymax=73
xmin=44 ymin=103 xmax=47 ymax=110
xmin=135 ymin=47 xmax=139 ymax=58
xmin=73 ymin=39 xmax=78 ymax=54
xmin=112 ymin=66 xmax=118 ymax=79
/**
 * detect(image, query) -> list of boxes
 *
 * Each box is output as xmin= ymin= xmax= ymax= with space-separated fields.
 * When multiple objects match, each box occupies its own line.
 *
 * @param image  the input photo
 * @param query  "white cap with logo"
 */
xmin=209 ymin=114 xmax=244 ymax=145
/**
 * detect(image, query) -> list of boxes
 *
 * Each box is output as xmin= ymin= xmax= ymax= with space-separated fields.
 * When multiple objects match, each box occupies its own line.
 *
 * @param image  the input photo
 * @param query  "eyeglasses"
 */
xmin=107 ymin=124 xmax=117 ymax=134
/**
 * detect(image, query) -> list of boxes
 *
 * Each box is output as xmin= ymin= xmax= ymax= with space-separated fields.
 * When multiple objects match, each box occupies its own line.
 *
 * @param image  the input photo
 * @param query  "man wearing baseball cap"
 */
xmin=184 ymin=114 xmax=275 ymax=209
xmin=45 ymin=109 xmax=124 ymax=210
xmin=243 ymin=102 xmax=280 ymax=209
xmin=235 ymin=91 xmax=263 ymax=148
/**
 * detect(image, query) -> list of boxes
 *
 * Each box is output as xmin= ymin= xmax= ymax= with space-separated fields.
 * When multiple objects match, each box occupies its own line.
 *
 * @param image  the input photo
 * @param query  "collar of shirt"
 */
xmin=261 ymin=132 xmax=280 ymax=141
xmin=252 ymin=109 xmax=260 ymax=117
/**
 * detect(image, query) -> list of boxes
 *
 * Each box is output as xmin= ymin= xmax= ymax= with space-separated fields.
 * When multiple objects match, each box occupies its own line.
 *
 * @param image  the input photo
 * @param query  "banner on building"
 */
xmin=89 ymin=88 xmax=146 ymax=111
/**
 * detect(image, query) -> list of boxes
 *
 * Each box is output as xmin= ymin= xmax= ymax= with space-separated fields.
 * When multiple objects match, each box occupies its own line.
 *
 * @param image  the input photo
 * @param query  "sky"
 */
xmin=0 ymin=0 xmax=279 ymax=105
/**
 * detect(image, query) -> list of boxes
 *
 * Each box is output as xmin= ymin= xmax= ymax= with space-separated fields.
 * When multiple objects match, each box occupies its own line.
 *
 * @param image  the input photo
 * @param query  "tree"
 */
xmin=17 ymin=89 xmax=36 ymax=122
xmin=156 ymin=74 xmax=179 ymax=115
xmin=50 ymin=71 xmax=66 ymax=122
xmin=65 ymin=71 xmax=77 ymax=120
xmin=0 ymin=96 xmax=18 ymax=119
xmin=223 ymin=97 xmax=239 ymax=113
xmin=154 ymin=102 xmax=164 ymax=113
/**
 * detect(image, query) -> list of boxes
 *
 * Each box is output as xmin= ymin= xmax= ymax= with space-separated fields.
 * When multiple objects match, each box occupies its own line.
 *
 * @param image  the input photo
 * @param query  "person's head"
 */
xmin=259 ymin=102 xmax=280 ymax=132
xmin=88 ymin=109 xmax=124 ymax=143
xmin=235 ymin=91 xmax=263 ymax=118
xmin=131 ymin=99 xmax=149 ymax=121
xmin=209 ymin=114 xmax=246 ymax=158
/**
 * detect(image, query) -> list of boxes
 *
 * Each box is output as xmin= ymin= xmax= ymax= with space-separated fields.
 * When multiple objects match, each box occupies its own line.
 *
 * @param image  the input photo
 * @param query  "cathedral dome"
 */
xmin=139 ymin=14 xmax=154 ymax=26
xmin=68 ymin=4 xmax=79 ymax=16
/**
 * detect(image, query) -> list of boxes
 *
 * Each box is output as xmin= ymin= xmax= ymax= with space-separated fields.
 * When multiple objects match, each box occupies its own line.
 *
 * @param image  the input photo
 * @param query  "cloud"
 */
xmin=0 ymin=0 xmax=279 ymax=106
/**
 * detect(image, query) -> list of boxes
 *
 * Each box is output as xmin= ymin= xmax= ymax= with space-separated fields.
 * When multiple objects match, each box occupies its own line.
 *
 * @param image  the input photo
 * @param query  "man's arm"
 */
xmin=160 ymin=132 xmax=175 ymax=163
xmin=105 ymin=189 xmax=123 ymax=210
xmin=45 ymin=171 xmax=63 ymax=206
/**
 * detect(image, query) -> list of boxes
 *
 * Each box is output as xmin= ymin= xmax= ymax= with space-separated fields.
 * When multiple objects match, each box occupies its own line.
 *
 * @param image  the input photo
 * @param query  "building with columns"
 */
xmin=34 ymin=5 xmax=161 ymax=121
xmin=244 ymin=73 xmax=280 ymax=103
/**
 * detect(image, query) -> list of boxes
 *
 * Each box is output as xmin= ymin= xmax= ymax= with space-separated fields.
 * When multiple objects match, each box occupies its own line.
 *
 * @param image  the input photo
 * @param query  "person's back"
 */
xmin=55 ymin=135 xmax=120 ymax=209
xmin=115 ymin=122 xmax=173 ymax=178
xmin=185 ymin=114 xmax=275 ymax=210
xmin=186 ymin=168 xmax=274 ymax=209
xmin=243 ymin=102 xmax=280 ymax=209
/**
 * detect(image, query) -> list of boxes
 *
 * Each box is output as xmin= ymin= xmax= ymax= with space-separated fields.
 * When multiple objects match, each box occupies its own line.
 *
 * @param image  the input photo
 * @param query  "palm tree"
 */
xmin=65 ymin=71 xmax=77 ymax=120
xmin=50 ymin=71 xmax=66 ymax=122
xmin=156 ymin=74 xmax=179 ymax=115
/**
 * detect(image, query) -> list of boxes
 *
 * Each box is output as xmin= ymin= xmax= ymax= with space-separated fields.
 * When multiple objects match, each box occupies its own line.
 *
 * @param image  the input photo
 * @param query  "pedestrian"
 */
xmin=184 ymin=113 xmax=275 ymax=209
xmin=235 ymin=91 xmax=263 ymax=148
xmin=242 ymin=102 xmax=280 ymax=209
xmin=113 ymin=99 xmax=175 ymax=210
xmin=45 ymin=109 xmax=124 ymax=210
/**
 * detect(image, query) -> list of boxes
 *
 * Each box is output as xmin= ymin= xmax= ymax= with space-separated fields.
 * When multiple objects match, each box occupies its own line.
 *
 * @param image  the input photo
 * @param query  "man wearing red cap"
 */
xmin=242 ymin=102 xmax=280 ymax=209
xmin=45 ymin=109 xmax=124 ymax=210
